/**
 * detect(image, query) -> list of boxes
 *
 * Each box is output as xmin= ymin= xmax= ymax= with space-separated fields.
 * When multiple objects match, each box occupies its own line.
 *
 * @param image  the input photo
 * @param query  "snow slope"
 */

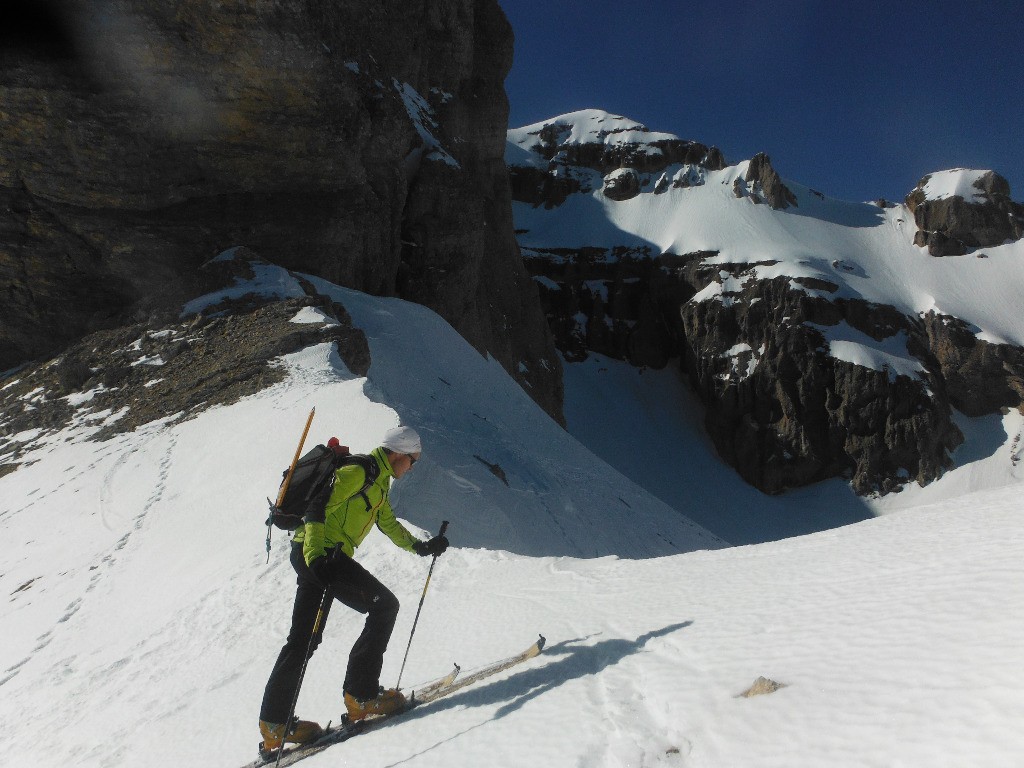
xmin=2 ymin=264 xmax=1023 ymax=767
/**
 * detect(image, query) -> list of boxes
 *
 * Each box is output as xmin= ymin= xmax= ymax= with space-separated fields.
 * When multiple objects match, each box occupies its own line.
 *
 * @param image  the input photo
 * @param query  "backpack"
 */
xmin=265 ymin=440 xmax=380 ymax=532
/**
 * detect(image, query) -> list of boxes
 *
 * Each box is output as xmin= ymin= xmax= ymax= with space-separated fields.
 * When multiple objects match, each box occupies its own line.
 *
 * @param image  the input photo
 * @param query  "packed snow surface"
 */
xmin=2 ymin=262 xmax=1023 ymax=767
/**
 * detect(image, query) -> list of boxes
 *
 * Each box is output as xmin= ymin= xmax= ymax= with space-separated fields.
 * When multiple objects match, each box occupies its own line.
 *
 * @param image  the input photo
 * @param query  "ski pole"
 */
xmin=276 ymin=584 xmax=331 ymax=768
xmin=266 ymin=407 xmax=316 ymax=562
xmin=395 ymin=520 xmax=449 ymax=690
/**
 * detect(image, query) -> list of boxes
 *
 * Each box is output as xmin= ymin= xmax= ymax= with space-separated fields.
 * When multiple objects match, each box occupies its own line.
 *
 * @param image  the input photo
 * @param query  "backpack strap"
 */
xmin=338 ymin=453 xmax=380 ymax=511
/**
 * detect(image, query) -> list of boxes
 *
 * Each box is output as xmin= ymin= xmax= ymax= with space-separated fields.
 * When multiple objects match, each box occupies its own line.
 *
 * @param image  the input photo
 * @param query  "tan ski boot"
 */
xmin=258 ymin=717 xmax=323 ymax=759
xmin=343 ymin=688 xmax=408 ymax=722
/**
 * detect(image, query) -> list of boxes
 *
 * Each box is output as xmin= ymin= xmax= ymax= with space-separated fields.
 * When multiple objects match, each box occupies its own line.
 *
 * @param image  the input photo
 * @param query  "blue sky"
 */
xmin=499 ymin=0 xmax=1023 ymax=204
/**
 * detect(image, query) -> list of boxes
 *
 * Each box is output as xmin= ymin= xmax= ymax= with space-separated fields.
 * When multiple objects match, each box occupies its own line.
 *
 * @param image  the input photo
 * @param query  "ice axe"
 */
xmin=265 ymin=407 xmax=316 ymax=562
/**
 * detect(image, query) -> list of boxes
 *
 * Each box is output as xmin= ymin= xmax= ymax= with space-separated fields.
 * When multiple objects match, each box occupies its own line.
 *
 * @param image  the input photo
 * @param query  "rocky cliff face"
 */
xmin=0 ymin=0 xmax=562 ymax=420
xmin=509 ymin=111 xmax=1024 ymax=496
xmin=679 ymin=271 xmax=962 ymax=494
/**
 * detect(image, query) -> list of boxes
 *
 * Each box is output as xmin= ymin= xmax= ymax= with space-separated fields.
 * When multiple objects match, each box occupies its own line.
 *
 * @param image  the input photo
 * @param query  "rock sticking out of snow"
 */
xmin=738 ymin=676 xmax=788 ymax=698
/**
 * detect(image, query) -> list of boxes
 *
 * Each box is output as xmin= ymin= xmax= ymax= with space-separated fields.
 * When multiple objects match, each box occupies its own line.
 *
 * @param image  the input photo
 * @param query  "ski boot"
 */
xmin=343 ymin=687 xmax=407 ymax=722
xmin=258 ymin=717 xmax=323 ymax=760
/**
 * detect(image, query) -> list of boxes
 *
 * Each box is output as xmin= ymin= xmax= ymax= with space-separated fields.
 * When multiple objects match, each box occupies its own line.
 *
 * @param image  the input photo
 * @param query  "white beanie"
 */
xmin=381 ymin=425 xmax=422 ymax=455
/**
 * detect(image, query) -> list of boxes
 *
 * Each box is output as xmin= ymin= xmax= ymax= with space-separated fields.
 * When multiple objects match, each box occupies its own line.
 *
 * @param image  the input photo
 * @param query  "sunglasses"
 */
xmin=407 ymin=454 xmax=418 ymax=466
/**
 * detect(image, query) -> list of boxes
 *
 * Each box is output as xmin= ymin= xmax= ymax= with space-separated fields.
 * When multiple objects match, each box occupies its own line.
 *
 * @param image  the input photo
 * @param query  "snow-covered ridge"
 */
xmin=506 ymin=108 xmax=683 ymax=154
xmin=508 ymin=112 xmax=1024 ymax=349
xmin=920 ymin=167 xmax=994 ymax=202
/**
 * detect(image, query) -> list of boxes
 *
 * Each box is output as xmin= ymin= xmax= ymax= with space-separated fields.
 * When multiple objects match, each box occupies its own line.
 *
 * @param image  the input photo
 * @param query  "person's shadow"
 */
xmin=372 ymin=620 xmax=694 ymax=760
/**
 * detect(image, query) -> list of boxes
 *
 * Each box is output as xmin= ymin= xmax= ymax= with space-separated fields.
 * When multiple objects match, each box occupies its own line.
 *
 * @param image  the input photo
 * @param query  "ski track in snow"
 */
xmin=1 ymin=429 xmax=179 ymax=688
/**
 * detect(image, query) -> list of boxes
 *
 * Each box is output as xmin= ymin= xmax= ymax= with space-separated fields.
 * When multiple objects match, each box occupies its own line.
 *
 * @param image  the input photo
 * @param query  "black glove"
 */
xmin=413 ymin=535 xmax=449 ymax=557
xmin=309 ymin=556 xmax=331 ymax=586
xmin=309 ymin=548 xmax=343 ymax=586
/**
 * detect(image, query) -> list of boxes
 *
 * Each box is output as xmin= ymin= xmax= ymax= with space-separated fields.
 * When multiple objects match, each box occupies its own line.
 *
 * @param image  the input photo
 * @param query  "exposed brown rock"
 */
xmin=916 ymin=312 xmax=1024 ymax=416
xmin=744 ymin=153 xmax=798 ymax=210
xmin=0 ymin=287 xmax=369 ymax=469
xmin=906 ymin=171 xmax=1024 ymax=257
xmin=738 ymin=677 xmax=787 ymax=698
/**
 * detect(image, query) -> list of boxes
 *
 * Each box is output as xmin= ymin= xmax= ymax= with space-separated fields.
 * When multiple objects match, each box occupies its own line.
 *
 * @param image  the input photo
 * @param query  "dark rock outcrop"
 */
xmin=524 ymin=247 xmax=706 ymax=367
xmin=918 ymin=311 xmax=1024 ymax=415
xmin=679 ymin=274 xmax=962 ymax=495
xmin=524 ymin=118 xmax=725 ymax=176
xmin=0 ymin=0 xmax=562 ymax=421
xmin=741 ymin=153 xmax=798 ymax=210
xmin=906 ymin=170 xmax=1024 ymax=256
xmin=602 ymin=168 xmax=642 ymax=202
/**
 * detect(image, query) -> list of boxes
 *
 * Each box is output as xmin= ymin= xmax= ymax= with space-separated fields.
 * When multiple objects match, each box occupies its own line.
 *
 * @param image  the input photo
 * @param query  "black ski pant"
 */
xmin=259 ymin=543 xmax=400 ymax=724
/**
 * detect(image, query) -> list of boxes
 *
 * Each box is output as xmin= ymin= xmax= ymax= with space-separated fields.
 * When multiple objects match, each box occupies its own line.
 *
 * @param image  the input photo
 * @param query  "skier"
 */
xmin=258 ymin=425 xmax=450 ymax=755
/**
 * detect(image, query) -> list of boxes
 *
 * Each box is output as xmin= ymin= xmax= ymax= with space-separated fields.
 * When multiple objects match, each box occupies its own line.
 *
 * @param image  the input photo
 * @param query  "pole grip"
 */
xmin=438 ymin=520 xmax=449 ymax=538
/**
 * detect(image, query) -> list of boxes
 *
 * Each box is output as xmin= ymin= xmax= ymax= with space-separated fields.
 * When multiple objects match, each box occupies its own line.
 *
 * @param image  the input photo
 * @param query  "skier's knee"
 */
xmin=371 ymin=589 xmax=399 ymax=619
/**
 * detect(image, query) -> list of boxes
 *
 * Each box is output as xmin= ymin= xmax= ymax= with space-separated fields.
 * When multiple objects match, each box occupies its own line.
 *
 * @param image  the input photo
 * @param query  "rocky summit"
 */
xmin=509 ymin=110 xmax=1024 ymax=495
xmin=906 ymin=169 xmax=1024 ymax=257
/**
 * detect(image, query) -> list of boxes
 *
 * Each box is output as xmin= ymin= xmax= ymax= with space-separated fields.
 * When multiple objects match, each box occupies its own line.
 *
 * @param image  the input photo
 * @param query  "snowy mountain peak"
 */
xmin=919 ymin=168 xmax=997 ymax=202
xmin=507 ymin=112 xmax=726 ymax=209
xmin=907 ymin=168 xmax=1024 ymax=256
xmin=506 ymin=109 xmax=683 ymax=156
xmin=508 ymin=109 xmax=1024 ymax=499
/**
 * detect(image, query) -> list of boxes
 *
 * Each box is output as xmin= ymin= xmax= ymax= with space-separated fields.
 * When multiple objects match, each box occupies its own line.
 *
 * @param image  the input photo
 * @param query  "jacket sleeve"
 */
xmin=375 ymin=498 xmax=419 ymax=552
xmin=302 ymin=521 xmax=327 ymax=567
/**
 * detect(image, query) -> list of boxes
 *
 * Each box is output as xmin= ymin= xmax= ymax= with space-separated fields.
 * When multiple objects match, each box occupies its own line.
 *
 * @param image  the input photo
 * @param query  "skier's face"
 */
xmin=392 ymin=452 xmax=420 ymax=479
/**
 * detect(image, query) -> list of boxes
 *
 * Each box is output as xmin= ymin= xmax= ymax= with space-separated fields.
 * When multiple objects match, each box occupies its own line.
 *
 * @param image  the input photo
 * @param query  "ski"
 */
xmin=242 ymin=636 xmax=544 ymax=768
xmin=411 ymin=662 xmax=461 ymax=700
xmin=414 ymin=634 xmax=545 ymax=705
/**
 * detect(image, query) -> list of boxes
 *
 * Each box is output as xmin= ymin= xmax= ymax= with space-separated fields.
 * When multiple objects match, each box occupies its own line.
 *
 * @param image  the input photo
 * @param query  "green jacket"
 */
xmin=294 ymin=447 xmax=419 ymax=565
